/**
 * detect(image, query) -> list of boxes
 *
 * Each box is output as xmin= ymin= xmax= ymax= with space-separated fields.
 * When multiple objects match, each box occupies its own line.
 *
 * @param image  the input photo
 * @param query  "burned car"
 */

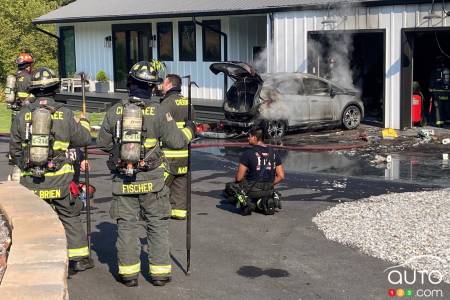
xmin=210 ymin=62 xmax=364 ymax=138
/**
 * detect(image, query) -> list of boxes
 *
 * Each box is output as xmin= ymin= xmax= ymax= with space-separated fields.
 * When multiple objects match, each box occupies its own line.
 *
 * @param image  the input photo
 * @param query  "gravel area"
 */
xmin=313 ymin=189 xmax=450 ymax=283
xmin=0 ymin=212 xmax=11 ymax=283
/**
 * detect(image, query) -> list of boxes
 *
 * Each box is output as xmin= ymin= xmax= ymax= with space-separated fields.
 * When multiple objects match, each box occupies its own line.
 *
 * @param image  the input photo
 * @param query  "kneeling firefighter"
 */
xmin=97 ymin=61 xmax=195 ymax=287
xmin=9 ymin=67 xmax=94 ymax=272
xmin=224 ymin=126 xmax=284 ymax=215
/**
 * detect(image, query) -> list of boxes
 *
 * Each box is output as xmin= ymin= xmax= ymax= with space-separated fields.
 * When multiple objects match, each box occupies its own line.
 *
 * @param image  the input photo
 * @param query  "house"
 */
xmin=34 ymin=0 xmax=449 ymax=129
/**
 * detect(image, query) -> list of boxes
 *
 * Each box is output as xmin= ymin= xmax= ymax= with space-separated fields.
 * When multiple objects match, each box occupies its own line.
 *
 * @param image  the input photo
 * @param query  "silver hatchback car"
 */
xmin=210 ymin=62 xmax=364 ymax=138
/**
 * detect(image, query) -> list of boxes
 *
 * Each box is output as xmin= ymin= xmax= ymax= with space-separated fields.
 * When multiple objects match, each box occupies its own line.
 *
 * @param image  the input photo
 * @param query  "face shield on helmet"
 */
xmin=29 ymin=67 xmax=61 ymax=96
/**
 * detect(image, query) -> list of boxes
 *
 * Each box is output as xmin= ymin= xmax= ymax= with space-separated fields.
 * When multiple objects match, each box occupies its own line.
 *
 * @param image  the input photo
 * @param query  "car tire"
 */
xmin=263 ymin=120 xmax=287 ymax=139
xmin=342 ymin=105 xmax=362 ymax=130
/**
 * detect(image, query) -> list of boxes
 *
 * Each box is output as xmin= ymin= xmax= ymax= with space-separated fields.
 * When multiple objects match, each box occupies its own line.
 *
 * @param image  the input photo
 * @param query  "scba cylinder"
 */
xmin=121 ymin=104 xmax=143 ymax=163
xmin=30 ymin=108 xmax=51 ymax=165
xmin=5 ymin=75 xmax=16 ymax=104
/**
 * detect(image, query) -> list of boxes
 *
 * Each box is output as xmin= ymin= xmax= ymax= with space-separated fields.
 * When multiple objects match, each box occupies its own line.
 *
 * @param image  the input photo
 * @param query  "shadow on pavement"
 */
xmin=237 ymin=266 xmax=290 ymax=279
xmin=91 ymin=222 xmax=119 ymax=280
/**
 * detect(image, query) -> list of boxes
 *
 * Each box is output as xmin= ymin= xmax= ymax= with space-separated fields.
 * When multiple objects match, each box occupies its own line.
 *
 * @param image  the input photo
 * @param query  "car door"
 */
xmin=271 ymin=75 xmax=309 ymax=126
xmin=303 ymin=77 xmax=333 ymax=121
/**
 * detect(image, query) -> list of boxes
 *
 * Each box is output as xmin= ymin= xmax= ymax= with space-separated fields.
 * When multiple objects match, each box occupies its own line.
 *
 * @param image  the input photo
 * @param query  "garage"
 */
xmin=307 ymin=30 xmax=385 ymax=126
xmin=402 ymin=27 xmax=450 ymax=128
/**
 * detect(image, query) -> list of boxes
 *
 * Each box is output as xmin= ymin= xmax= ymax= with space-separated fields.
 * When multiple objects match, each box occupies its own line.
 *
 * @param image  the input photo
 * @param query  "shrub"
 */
xmin=95 ymin=70 xmax=109 ymax=82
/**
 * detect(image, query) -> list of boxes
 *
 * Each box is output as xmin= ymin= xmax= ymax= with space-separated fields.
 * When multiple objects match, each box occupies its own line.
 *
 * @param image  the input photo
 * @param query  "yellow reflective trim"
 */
xmin=164 ymin=171 xmax=170 ymax=180
xmin=182 ymin=128 xmax=193 ymax=141
xmin=176 ymin=121 xmax=185 ymax=129
xmin=17 ymin=92 xmax=30 ymax=98
xmin=144 ymin=138 xmax=158 ymax=148
xmin=31 ymin=78 xmax=60 ymax=86
xmin=149 ymin=264 xmax=171 ymax=275
xmin=68 ymin=246 xmax=89 ymax=258
xmin=177 ymin=166 xmax=188 ymax=174
xmin=53 ymin=140 xmax=70 ymax=151
xmin=21 ymin=163 xmax=74 ymax=177
xmin=119 ymin=262 xmax=141 ymax=275
xmin=80 ymin=120 xmax=91 ymax=131
xmin=163 ymin=149 xmax=188 ymax=158
xmin=171 ymin=209 xmax=187 ymax=218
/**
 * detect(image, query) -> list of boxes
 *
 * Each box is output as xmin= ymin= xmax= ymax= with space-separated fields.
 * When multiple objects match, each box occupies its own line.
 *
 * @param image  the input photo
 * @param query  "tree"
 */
xmin=0 ymin=0 xmax=60 ymax=81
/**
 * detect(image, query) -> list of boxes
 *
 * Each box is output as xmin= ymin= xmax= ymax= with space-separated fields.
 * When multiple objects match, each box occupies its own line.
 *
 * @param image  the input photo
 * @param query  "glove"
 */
xmin=184 ymin=120 xmax=197 ymax=137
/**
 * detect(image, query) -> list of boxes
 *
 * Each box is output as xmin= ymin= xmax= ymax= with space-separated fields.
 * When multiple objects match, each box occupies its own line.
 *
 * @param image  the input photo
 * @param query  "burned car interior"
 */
xmin=225 ymin=78 xmax=260 ymax=113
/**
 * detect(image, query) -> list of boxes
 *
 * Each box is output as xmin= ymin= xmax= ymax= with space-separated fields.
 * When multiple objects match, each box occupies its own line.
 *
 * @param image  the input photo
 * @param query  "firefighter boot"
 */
xmin=71 ymin=257 xmax=95 ymax=272
xmin=121 ymin=277 xmax=138 ymax=287
xmin=150 ymin=276 xmax=171 ymax=287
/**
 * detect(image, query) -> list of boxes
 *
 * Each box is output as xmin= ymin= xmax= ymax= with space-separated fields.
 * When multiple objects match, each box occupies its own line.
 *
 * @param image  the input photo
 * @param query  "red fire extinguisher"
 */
xmin=412 ymin=94 xmax=423 ymax=126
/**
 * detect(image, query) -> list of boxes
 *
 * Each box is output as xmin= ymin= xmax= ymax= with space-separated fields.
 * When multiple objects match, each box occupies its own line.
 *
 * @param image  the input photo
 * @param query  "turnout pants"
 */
xmin=110 ymin=186 xmax=172 ymax=280
xmin=166 ymin=174 xmax=187 ymax=219
xmin=50 ymin=195 xmax=89 ymax=260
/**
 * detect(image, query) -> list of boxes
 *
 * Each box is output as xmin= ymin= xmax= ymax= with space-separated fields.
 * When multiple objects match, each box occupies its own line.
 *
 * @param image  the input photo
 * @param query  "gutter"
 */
xmin=192 ymin=17 xmax=228 ymax=99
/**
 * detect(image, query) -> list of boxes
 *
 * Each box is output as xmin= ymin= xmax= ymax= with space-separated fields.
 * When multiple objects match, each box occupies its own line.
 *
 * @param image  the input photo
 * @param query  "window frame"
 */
xmin=178 ymin=21 xmax=196 ymax=61
xmin=303 ymin=77 xmax=330 ymax=96
xmin=157 ymin=22 xmax=173 ymax=61
xmin=202 ymin=19 xmax=222 ymax=62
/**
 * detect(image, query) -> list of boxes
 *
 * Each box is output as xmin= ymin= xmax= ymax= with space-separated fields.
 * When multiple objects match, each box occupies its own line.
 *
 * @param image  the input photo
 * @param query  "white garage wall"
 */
xmin=271 ymin=3 xmax=450 ymax=129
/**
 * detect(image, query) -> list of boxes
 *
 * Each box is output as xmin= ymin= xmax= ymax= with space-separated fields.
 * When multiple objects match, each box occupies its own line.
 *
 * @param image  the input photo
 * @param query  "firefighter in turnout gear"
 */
xmin=97 ymin=61 xmax=195 ymax=287
xmin=429 ymin=56 xmax=450 ymax=126
xmin=9 ymin=67 xmax=94 ymax=272
xmin=160 ymin=74 xmax=196 ymax=220
xmin=6 ymin=53 xmax=35 ymax=168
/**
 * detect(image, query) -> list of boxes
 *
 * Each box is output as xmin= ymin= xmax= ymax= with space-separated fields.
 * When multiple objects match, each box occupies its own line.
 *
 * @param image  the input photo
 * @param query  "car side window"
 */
xmin=303 ymin=78 xmax=329 ymax=96
xmin=275 ymin=78 xmax=304 ymax=95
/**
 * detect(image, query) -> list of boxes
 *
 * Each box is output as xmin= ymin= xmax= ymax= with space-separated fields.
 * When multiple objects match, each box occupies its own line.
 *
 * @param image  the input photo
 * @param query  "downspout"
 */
xmin=268 ymin=13 xmax=274 ymax=73
xmin=192 ymin=17 xmax=228 ymax=99
xmin=33 ymin=25 xmax=61 ymax=76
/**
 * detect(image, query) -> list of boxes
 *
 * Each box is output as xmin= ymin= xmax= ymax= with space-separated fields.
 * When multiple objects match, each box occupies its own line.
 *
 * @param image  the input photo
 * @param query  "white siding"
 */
xmin=64 ymin=15 xmax=266 ymax=100
xmin=273 ymin=3 xmax=450 ymax=129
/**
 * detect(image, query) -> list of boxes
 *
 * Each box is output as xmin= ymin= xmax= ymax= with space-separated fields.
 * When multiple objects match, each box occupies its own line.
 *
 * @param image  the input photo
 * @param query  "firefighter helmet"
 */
xmin=16 ymin=52 xmax=34 ymax=68
xmin=29 ymin=67 xmax=60 ymax=94
xmin=128 ymin=61 xmax=162 ymax=84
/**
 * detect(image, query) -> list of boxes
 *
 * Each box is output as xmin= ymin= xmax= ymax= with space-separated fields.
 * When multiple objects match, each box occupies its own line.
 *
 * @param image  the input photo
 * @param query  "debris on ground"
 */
xmin=313 ymin=189 xmax=450 ymax=283
xmin=370 ymin=154 xmax=392 ymax=164
xmin=0 ymin=213 xmax=11 ymax=283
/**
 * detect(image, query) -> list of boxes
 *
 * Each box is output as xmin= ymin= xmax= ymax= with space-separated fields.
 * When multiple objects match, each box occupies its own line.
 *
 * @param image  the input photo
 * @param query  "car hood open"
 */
xmin=209 ymin=62 xmax=263 ymax=83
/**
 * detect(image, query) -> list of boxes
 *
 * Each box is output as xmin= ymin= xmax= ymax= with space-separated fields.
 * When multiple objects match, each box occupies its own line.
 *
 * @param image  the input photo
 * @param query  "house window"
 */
xmin=59 ymin=26 xmax=76 ymax=78
xmin=179 ymin=21 xmax=196 ymax=61
xmin=202 ymin=20 xmax=221 ymax=62
xmin=157 ymin=22 xmax=173 ymax=61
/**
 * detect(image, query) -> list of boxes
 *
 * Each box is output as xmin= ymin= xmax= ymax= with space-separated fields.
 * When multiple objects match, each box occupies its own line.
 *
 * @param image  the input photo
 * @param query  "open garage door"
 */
xmin=308 ymin=30 xmax=385 ymax=126
xmin=402 ymin=28 xmax=450 ymax=128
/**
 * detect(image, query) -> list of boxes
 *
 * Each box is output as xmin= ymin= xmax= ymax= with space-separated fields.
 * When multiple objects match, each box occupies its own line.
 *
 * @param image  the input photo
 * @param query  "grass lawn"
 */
xmin=0 ymin=103 xmax=105 ymax=134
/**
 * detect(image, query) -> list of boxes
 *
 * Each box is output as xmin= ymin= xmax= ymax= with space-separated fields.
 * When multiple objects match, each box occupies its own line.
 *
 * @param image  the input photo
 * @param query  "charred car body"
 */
xmin=210 ymin=62 xmax=364 ymax=138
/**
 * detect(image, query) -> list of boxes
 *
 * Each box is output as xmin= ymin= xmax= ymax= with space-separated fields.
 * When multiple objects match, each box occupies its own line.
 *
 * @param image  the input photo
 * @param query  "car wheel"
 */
xmin=342 ymin=105 xmax=361 ymax=130
xmin=263 ymin=120 xmax=286 ymax=139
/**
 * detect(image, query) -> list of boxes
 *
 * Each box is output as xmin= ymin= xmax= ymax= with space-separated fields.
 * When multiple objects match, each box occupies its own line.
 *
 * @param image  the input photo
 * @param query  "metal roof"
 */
xmin=33 ymin=0 xmax=430 ymax=24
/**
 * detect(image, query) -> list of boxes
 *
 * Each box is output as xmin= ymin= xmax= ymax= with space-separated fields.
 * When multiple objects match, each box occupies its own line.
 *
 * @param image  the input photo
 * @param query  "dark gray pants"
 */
xmin=166 ymin=174 xmax=187 ymax=219
xmin=110 ymin=186 xmax=172 ymax=280
xmin=50 ymin=195 xmax=89 ymax=260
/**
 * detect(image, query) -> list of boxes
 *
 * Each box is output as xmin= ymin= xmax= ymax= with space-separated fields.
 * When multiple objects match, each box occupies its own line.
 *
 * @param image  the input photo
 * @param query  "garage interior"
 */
xmin=307 ymin=30 xmax=385 ymax=126
xmin=403 ymin=29 xmax=450 ymax=128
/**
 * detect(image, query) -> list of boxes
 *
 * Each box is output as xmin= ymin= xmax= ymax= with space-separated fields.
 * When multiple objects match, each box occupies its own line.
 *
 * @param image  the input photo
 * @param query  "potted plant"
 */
xmin=95 ymin=70 xmax=109 ymax=93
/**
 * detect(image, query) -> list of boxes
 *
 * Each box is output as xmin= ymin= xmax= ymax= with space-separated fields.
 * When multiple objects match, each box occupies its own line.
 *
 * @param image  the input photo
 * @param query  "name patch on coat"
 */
xmin=122 ymin=182 xmax=153 ymax=194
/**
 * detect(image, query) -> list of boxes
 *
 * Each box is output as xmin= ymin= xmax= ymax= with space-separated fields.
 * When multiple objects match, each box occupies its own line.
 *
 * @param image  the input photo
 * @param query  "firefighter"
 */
xmin=160 ymin=74 xmax=196 ymax=220
xmin=224 ymin=126 xmax=284 ymax=215
xmin=97 ymin=62 xmax=195 ymax=287
xmin=6 ymin=53 xmax=35 ymax=170
xmin=429 ymin=56 xmax=450 ymax=126
xmin=9 ymin=67 xmax=94 ymax=272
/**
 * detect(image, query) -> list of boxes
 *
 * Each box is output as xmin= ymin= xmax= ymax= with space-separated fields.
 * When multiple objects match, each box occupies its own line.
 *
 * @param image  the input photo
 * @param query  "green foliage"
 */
xmin=95 ymin=70 xmax=109 ymax=82
xmin=0 ymin=0 xmax=60 ymax=82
